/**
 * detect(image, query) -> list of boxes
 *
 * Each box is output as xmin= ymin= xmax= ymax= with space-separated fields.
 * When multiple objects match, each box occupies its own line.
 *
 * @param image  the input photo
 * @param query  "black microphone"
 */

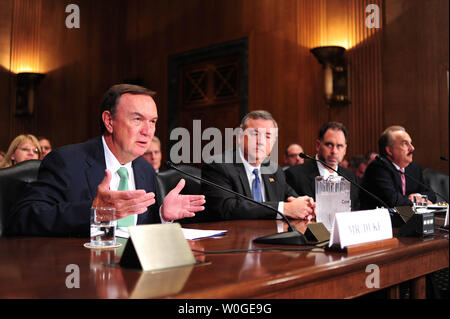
xmin=166 ymin=161 xmax=314 ymax=246
xmin=375 ymin=156 xmax=448 ymax=203
xmin=299 ymin=153 xmax=391 ymax=209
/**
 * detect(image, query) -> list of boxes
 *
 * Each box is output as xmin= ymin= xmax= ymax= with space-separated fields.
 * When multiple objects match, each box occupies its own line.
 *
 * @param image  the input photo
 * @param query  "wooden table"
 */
xmin=0 ymin=220 xmax=448 ymax=299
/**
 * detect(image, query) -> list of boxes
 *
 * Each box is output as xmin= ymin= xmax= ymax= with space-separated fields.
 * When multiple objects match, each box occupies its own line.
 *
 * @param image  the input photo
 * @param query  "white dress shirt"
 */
xmin=315 ymin=154 xmax=338 ymax=179
xmin=238 ymin=148 xmax=284 ymax=218
xmin=102 ymin=136 xmax=138 ymax=225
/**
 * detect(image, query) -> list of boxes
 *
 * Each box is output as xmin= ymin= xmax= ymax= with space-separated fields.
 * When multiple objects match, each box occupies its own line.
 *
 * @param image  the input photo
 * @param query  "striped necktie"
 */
xmin=252 ymin=168 xmax=263 ymax=202
xmin=117 ymin=167 xmax=134 ymax=227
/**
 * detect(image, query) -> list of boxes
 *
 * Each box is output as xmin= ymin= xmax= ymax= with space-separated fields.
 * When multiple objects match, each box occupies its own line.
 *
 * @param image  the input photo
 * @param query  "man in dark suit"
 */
xmin=202 ymin=110 xmax=315 ymax=221
xmin=360 ymin=125 xmax=436 ymax=209
xmin=285 ymin=122 xmax=359 ymax=210
xmin=6 ymin=84 xmax=205 ymax=236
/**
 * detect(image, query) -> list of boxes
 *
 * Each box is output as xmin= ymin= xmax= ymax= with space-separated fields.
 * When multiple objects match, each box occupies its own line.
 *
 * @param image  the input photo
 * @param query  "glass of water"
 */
xmin=88 ymin=207 xmax=118 ymax=248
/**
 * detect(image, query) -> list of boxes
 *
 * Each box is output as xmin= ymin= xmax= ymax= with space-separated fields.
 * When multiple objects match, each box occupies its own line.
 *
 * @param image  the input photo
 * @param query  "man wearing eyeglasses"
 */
xmin=285 ymin=122 xmax=360 ymax=210
xmin=283 ymin=143 xmax=304 ymax=170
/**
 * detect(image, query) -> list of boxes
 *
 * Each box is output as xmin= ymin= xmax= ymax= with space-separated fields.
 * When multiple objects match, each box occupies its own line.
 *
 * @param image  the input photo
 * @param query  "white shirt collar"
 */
xmin=102 ymin=135 xmax=134 ymax=190
xmin=390 ymin=161 xmax=403 ymax=172
xmin=315 ymin=154 xmax=338 ymax=179
xmin=237 ymin=147 xmax=266 ymax=201
xmin=238 ymin=147 xmax=262 ymax=173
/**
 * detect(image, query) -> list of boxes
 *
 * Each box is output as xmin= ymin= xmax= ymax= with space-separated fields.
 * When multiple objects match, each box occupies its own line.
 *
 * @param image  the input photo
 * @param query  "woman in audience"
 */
xmin=0 ymin=134 xmax=41 ymax=168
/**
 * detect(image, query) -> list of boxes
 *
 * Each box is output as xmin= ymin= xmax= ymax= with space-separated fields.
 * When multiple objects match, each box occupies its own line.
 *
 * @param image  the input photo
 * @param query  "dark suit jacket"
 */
xmin=359 ymin=156 xmax=436 ymax=209
xmin=201 ymin=151 xmax=298 ymax=221
xmin=285 ymin=159 xmax=360 ymax=210
xmin=6 ymin=136 xmax=159 ymax=237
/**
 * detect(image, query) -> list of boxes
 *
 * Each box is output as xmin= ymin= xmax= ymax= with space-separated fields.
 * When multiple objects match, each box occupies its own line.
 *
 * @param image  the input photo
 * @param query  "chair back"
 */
xmin=422 ymin=168 xmax=449 ymax=202
xmin=156 ymin=165 xmax=207 ymax=223
xmin=0 ymin=160 xmax=41 ymax=236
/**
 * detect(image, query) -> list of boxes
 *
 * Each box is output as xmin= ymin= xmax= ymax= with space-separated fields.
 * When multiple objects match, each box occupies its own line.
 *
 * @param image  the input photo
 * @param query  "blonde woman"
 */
xmin=0 ymin=134 xmax=41 ymax=168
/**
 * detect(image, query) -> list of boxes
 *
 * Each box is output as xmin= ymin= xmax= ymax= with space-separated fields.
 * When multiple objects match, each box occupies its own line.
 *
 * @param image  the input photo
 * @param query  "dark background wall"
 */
xmin=0 ymin=0 xmax=448 ymax=173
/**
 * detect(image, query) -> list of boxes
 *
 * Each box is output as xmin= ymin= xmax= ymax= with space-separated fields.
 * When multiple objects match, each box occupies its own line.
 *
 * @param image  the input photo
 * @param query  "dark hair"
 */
xmin=318 ymin=122 xmax=348 ymax=143
xmin=100 ymin=84 xmax=156 ymax=133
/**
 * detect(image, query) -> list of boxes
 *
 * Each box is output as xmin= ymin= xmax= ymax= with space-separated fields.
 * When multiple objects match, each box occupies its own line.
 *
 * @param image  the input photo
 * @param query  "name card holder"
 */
xmin=327 ymin=209 xmax=394 ymax=253
xmin=120 ymin=223 xmax=196 ymax=272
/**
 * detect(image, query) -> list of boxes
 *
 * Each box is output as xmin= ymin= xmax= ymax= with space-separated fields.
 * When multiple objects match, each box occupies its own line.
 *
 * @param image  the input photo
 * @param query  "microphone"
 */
xmin=166 ymin=161 xmax=313 ymax=246
xmin=300 ymin=153 xmax=432 ymax=236
xmin=299 ymin=153 xmax=391 ymax=209
xmin=375 ymin=156 xmax=448 ymax=203
xmin=440 ymin=156 xmax=449 ymax=161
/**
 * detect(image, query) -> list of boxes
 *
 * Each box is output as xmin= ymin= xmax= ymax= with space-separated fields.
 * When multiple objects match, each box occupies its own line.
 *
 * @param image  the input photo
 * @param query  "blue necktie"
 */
xmin=252 ymin=168 xmax=263 ymax=202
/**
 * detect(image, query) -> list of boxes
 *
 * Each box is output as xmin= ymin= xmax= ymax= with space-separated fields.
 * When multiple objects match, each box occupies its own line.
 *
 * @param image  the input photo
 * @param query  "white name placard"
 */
xmin=329 ymin=209 xmax=393 ymax=249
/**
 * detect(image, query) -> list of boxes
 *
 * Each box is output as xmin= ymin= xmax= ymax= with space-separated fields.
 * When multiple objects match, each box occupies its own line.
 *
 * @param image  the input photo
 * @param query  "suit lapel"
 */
xmin=85 ymin=137 xmax=106 ymax=199
xmin=262 ymin=173 xmax=278 ymax=201
xmin=234 ymin=163 xmax=252 ymax=197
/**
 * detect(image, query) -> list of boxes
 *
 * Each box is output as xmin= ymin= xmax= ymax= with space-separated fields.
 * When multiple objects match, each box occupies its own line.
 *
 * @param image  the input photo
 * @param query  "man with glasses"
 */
xmin=285 ymin=122 xmax=360 ymax=210
xmin=283 ymin=143 xmax=304 ymax=170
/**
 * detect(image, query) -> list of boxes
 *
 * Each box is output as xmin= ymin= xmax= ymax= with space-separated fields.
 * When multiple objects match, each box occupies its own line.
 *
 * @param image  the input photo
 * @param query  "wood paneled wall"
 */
xmin=0 ymin=0 xmax=447 ymax=173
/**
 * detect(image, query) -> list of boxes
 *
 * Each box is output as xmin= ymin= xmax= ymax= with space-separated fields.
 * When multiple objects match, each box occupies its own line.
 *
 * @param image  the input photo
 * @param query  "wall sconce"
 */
xmin=15 ymin=72 xmax=45 ymax=116
xmin=310 ymin=46 xmax=349 ymax=106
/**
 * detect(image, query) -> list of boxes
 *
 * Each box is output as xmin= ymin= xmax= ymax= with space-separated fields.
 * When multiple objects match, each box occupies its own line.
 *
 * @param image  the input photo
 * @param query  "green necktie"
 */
xmin=117 ymin=167 xmax=134 ymax=227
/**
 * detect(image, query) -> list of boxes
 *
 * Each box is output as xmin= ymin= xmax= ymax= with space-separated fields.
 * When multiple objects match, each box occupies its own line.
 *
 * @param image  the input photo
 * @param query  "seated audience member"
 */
xmin=340 ymin=158 xmax=349 ymax=169
xmin=0 ymin=134 xmax=41 ymax=168
xmin=283 ymin=143 xmax=304 ymax=170
xmin=364 ymin=150 xmax=378 ymax=165
xmin=360 ymin=126 xmax=436 ymax=209
xmin=6 ymin=84 xmax=205 ymax=236
xmin=285 ymin=122 xmax=359 ymax=210
xmin=348 ymin=156 xmax=365 ymax=179
xmin=201 ymin=110 xmax=315 ymax=221
xmin=38 ymin=136 xmax=53 ymax=159
xmin=142 ymin=136 xmax=162 ymax=172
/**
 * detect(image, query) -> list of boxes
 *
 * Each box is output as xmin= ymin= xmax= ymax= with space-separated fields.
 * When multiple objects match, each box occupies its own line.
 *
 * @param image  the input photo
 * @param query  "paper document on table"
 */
xmin=181 ymin=228 xmax=227 ymax=240
xmin=116 ymin=226 xmax=227 ymax=240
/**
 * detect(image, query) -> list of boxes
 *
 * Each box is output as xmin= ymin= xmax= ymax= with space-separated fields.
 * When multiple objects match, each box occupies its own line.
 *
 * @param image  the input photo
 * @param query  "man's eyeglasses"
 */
xmin=287 ymin=153 xmax=301 ymax=158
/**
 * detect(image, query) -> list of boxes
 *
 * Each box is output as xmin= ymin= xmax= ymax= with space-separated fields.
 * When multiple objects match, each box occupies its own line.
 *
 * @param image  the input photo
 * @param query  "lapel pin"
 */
xmin=269 ymin=177 xmax=275 ymax=183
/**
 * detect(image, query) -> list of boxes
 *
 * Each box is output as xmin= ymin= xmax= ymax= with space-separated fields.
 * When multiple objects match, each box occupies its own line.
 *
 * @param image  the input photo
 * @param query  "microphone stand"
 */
xmin=166 ymin=161 xmax=313 ymax=245
xmin=299 ymin=153 xmax=391 ymax=209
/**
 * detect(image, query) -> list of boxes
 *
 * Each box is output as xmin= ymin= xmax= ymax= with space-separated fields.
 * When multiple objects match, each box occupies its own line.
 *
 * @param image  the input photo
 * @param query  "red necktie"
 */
xmin=400 ymin=168 xmax=406 ymax=195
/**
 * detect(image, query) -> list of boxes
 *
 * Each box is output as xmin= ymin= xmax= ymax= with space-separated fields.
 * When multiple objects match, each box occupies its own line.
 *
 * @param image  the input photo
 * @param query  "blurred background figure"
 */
xmin=0 ymin=134 xmax=41 ymax=168
xmin=364 ymin=150 xmax=378 ymax=165
xmin=38 ymin=136 xmax=53 ymax=160
xmin=39 ymin=136 xmax=52 ymax=160
xmin=348 ymin=156 xmax=365 ymax=179
xmin=142 ymin=136 xmax=162 ymax=173
xmin=340 ymin=158 xmax=349 ymax=169
xmin=283 ymin=143 xmax=304 ymax=170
